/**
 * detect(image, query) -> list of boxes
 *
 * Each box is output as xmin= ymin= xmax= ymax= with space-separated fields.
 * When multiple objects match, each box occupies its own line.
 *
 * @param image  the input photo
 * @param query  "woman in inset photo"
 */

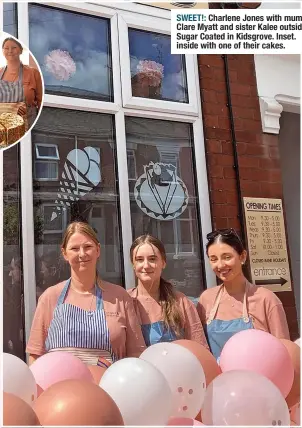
xmin=0 ymin=35 xmax=43 ymax=148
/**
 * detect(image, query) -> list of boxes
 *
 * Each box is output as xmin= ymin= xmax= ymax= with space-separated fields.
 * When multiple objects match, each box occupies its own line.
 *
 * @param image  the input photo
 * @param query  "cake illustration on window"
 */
xmin=44 ymin=49 xmax=76 ymax=82
xmin=0 ymin=113 xmax=25 ymax=148
xmin=132 ymin=60 xmax=164 ymax=98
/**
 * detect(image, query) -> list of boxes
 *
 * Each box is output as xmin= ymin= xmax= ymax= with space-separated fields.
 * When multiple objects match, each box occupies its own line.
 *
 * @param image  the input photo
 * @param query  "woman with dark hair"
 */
xmin=0 ymin=37 xmax=42 ymax=128
xmin=197 ymin=228 xmax=290 ymax=360
xmin=128 ymin=234 xmax=209 ymax=349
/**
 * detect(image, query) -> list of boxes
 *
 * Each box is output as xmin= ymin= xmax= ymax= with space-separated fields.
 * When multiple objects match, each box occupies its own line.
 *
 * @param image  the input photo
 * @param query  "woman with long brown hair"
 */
xmin=26 ymin=221 xmax=146 ymax=366
xmin=128 ymin=234 xmax=209 ymax=348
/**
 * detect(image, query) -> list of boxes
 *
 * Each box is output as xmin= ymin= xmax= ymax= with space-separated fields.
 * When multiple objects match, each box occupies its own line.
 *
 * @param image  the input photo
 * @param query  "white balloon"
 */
xmin=202 ymin=370 xmax=290 ymax=426
xmin=295 ymin=338 xmax=300 ymax=347
xmin=140 ymin=342 xmax=206 ymax=419
xmin=100 ymin=357 xmax=172 ymax=426
xmin=3 ymin=353 xmax=37 ymax=404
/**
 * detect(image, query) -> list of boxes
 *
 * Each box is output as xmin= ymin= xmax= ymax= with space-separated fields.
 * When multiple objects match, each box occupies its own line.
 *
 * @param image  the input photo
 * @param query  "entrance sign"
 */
xmin=243 ymin=197 xmax=291 ymax=292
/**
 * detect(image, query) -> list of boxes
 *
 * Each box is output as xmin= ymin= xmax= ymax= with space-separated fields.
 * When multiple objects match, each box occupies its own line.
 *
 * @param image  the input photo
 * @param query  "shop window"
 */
xmin=32 ymin=107 xmax=123 ymax=295
xmin=28 ymin=4 xmax=113 ymax=102
xmin=129 ymin=29 xmax=188 ymax=103
xmin=126 ymin=116 xmax=205 ymax=299
xmin=19 ymin=3 xmax=209 ymax=322
xmin=3 ymin=144 xmax=25 ymax=361
xmin=3 ymin=3 xmax=18 ymax=37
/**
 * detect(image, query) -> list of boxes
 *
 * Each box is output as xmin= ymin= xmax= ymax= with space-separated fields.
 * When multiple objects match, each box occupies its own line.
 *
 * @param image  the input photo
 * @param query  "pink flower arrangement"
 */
xmin=44 ymin=49 xmax=76 ymax=82
xmin=136 ymin=60 xmax=164 ymax=87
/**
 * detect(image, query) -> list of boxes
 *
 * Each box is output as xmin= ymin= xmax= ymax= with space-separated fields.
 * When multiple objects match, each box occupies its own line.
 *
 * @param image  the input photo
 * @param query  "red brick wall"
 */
xmin=198 ymin=54 xmax=299 ymax=340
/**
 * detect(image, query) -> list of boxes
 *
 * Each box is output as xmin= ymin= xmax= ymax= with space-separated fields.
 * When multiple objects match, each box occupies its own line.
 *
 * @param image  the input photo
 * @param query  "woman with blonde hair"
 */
xmin=128 ymin=234 xmax=209 ymax=349
xmin=26 ymin=221 xmax=146 ymax=366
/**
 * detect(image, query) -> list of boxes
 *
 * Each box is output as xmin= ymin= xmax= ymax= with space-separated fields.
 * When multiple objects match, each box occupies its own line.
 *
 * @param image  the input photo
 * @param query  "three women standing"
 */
xmin=27 ymin=222 xmax=290 ymax=364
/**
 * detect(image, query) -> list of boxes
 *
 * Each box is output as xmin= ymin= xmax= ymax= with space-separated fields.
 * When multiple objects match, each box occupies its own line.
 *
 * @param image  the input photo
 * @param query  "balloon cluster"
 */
xmin=2 ymin=332 xmax=300 ymax=427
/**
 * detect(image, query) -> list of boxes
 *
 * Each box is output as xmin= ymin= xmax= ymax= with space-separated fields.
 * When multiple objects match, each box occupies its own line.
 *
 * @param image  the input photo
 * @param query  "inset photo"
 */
xmin=0 ymin=31 xmax=44 ymax=150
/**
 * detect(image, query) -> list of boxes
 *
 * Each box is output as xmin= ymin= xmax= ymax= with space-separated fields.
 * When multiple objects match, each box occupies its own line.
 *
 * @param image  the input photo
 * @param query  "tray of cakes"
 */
xmin=0 ymin=113 xmax=26 ymax=148
xmin=0 ymin=102 xmax=28 ymax=131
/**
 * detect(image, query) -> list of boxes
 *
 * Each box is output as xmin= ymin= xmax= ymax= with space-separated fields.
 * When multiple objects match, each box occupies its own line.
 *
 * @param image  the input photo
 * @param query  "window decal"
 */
xmin=134 ymin=161 xmax=188 ymax=221
xmin=51 ymin=147 xmax=101 ymax=221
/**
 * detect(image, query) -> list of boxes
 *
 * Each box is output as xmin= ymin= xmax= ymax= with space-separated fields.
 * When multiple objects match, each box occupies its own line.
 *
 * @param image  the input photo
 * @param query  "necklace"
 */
xmin=4 ymin=68 xmax=19 ymax=83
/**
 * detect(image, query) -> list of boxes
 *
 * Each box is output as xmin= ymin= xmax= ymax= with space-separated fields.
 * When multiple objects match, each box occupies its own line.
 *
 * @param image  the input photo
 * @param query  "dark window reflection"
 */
xmin=32 ymin=108 xmax=123 ymax=300
xmin=3 ymin=3 xmax=18 ymax=37
xmin=29 ymin=4 xmax=113 ymax=102
xmin=129 ymin=29 xmax=188 ymax=103
xmin=3 ymin=143 xmax=25 ymax=360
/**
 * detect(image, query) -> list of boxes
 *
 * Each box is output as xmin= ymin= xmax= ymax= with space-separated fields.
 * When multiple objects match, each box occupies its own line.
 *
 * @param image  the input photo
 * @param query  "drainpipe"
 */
xmin=222 ymin=54 xmax=246 ymax=243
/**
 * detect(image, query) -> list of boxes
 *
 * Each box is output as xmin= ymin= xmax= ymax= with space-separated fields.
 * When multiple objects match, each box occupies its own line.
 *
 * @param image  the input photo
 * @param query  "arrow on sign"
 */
xmin=255 ymin=277 xmax=288 ymax=286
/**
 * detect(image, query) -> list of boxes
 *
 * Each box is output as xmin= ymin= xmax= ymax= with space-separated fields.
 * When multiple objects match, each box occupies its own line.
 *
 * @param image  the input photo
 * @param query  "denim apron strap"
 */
xmin=57 ymin=277 xmax=102 ymax=310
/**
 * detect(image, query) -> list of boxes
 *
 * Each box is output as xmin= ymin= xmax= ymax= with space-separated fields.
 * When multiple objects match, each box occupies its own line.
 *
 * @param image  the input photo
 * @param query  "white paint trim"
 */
xmin=255 ymin=54 xmax=300 ymax=134
xmin=115 ymin=111 xmax=135 ymax=289
xmin=259 ymin=97 xmax=284 ymax=134
xmin=17 ymin=3 xmax=29 ymax=46
xmin=44 ymin=94 xmax=121 ymax=114
xmin=192 ymin=55 xmax=216 ymax=288
xmin=118 ymin=13 xmax=199 ymax=116
xmin=45 ymin=2 xmax=118 ymax=19
xmin=95 ymin=2 xmax=171 ymax=19
xmin=20 ymin=133 xmax=37 ymax=345
xmin=275 ymin=94 xmax=300 ymax=114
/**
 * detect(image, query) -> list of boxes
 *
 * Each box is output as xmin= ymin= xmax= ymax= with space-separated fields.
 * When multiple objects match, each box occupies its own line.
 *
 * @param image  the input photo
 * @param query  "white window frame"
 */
xmin=35 ymin=143 xmax=60 ymax=160
xmin=34 ymin=160 xmax=59 ymax=182
xmin=7 ymin=1 xmax=215 ymax=348
xmin=118 ymin=12 xmax=199 ymax=116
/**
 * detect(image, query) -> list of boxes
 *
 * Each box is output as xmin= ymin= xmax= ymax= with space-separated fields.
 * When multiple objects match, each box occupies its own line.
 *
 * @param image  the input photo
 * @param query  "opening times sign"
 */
xmin=243 ymin=197 xmax=291 ymax=293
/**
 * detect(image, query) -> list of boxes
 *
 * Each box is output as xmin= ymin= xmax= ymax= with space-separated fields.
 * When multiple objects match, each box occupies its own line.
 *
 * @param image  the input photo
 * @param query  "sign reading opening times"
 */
xmin=243 ymin=197 xmax=291 ymax=293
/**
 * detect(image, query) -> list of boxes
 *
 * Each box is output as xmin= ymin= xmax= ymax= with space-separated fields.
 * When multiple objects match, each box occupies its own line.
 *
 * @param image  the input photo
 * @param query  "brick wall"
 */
xmin=198 ymin=53 xmax=299 ymax=340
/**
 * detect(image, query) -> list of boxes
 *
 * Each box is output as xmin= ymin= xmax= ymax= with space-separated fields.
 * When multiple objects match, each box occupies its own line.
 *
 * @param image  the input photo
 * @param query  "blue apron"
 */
xmin=133 ymin=288 xmax=181 ymax=347
xmin=205 ymin=283 xmax=253 ymax=361
xmin=45 ymin=278 xmax=117 ymax=363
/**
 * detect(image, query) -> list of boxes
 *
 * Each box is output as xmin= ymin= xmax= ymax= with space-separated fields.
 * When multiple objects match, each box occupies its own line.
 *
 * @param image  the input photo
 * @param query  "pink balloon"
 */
xmin=30 ymin=352 xmax=93 ymax=391
xmin=167 ymin=417 xmax=204 ymax=426
xmin=220 ymin=329 xmax=294 ymax=398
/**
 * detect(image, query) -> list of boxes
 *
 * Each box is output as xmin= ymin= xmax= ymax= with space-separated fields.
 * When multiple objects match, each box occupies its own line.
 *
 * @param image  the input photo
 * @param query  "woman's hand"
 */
xmin=17 ymin=105 xmax=27 ymax=116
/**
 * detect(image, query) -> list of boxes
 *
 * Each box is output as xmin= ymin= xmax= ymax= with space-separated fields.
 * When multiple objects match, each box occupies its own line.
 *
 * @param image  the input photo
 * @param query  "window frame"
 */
xmin=35 ymin=143 xmax=60 ymax=160
xmin=8 ymin=1 xmax=215 ymax=350
xmin=118 ymin=12 xmax=199 ymax=116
